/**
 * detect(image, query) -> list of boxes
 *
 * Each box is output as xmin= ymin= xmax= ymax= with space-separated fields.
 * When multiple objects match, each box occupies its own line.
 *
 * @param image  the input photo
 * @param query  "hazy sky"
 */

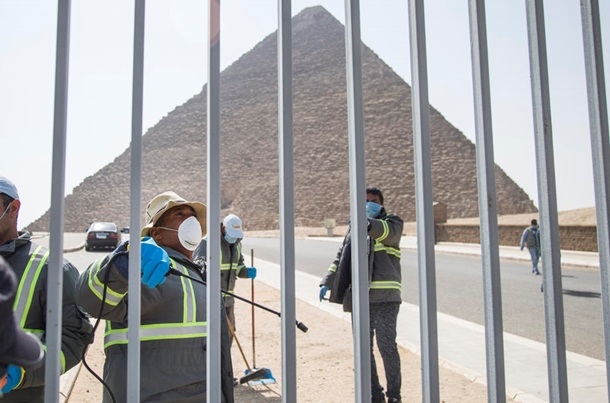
xmin=1 ymin=1 xmax=609 ymax=228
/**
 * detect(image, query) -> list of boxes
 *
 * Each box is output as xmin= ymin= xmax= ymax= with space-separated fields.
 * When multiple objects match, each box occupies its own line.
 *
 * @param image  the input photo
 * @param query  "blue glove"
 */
xmin=1 ymin=365 xmax=24 ymax=394
xmin=246 ymin=267 xmax=257 ymax=279
xmin=140 ymin=237 xmax=170 ymax=288
xmin=319 ymin=285 xmax=329 ymax=301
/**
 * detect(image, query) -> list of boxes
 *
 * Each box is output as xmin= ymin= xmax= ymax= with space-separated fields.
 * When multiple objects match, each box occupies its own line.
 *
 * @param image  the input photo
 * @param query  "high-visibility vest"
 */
xmin=100 ymin=259 xmax=207 ymax=349
xmin=12 ymin=245 xmax=68 ymax=372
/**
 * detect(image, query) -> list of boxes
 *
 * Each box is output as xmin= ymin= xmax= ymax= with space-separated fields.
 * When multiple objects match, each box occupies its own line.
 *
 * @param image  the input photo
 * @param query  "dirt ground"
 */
xmin=68 ymin=278 xmax=509 ymax=402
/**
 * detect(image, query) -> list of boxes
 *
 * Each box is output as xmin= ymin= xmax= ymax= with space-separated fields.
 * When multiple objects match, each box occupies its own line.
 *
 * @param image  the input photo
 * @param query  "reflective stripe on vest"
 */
xmin=220 ymin=242 xmax=242 ymax=271
xmin=373 ymin=241 xmax=401 ymax=259
xmin=13 ymin=245 xmax=48 ymax=325
xmin=103 ymin=259 xmax=203 ymax=348
xmin=104 ymin=322 xmax=207 ymax=348
xmin=87 ymin=258 xmax=127 ymax=306
xmin=172 ymin=259 xmax=197 ymax=322
xmin=370 ymin=280 xmax=401 ymax=291
xmin=376 ymin=220 xmax=390 ymax=242
xmin=220 ymin=263 xmax=234 ymax=271
xmin=12 ymin=246 xmax=67 ymax=372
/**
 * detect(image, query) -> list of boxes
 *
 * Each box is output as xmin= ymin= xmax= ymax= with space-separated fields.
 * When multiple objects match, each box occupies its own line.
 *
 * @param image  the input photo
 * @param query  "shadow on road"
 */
xmin=562 ymin=289 xmax=601 ymax=298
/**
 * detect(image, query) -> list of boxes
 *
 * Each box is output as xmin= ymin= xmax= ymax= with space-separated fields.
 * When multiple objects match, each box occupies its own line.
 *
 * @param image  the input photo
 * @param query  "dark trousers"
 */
xmin=225 ymin=303 xmax=235 ymax=347
xmin=370 ymin=302 xmax=401 ymax=401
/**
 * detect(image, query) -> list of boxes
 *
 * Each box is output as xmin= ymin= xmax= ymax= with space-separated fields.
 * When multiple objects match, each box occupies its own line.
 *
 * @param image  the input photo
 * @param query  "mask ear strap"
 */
xmin=149 ymin=227 xmax=166 ymax=243
xmin=0 ymin=202 xmax=11 ymax=220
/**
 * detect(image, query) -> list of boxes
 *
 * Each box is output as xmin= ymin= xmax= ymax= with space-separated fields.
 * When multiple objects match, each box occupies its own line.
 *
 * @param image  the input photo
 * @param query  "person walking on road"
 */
xmin=0 ymin=176 xmax=93 ymax=403
xmin=520 ymin=218 xmax=541 ymax=275
xmin=75 ymin=191 xmax=234 ymax=402
xmin=193 ymin=214 xmax=256 ymax=346
xmin=319 ymin=187 xmax=404 ymax=403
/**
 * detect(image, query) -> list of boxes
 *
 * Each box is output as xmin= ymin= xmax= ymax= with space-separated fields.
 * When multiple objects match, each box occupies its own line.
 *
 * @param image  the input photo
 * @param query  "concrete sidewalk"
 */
xmin=422 ymin=238 xmax=600 ymax=269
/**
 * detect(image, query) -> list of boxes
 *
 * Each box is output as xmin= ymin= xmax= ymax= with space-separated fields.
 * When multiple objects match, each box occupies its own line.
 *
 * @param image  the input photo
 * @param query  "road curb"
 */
xmin=64 ymin=242 xmax=85 ymax=253
xmin=59 ymin=363 xmax=82 ymax=402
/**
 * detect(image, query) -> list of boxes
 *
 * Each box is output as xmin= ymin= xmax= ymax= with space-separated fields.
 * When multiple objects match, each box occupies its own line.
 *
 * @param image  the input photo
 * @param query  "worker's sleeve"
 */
xmin=368 ymin=214 xmax=404 ymax=247
xmin=20 ymin=261 xmax=94 ymax=389
xmin=520 ymin=229 xmax=528 ymax=249
xmin=75 ymin=245 xmax=130 ymax=323
xmin=320 ymin=237 xmax=345 ymax=287
xmin=235 ymin=248 xmax=248 ymax=279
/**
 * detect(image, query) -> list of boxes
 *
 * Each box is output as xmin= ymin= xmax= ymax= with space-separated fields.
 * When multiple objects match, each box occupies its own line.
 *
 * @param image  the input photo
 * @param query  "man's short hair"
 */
xmin=0 ymin=193 xmax=14 ymax=209
xmin=366 ymin=187 xmax=384 ymax=205
xmin=531 ymin=219 xmax=538 ymax=226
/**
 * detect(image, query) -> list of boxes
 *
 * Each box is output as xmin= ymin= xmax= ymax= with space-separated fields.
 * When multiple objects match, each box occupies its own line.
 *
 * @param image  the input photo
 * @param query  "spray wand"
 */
xmin=168 ymin=268 xmax=308 ymax=333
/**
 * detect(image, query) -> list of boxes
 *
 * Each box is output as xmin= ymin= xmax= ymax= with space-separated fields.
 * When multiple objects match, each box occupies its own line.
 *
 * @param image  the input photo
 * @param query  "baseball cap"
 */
xmin=0 ymin=257 xmax=44 ymax=369
xmin=0 ymin=176 xmax=19 ymax=200
xmin=141 ymin=191 xmax=207 ymax=237
xmin=223 ymin=214 xmax=243 ymax=239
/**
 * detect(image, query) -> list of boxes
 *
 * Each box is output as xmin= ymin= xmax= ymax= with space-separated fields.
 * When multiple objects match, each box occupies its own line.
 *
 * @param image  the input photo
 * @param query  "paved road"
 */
xmin=240 ymin=237 xmax=605 ymax=361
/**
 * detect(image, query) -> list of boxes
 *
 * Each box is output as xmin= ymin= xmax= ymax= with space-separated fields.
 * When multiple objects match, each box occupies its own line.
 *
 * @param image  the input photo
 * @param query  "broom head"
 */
xmin=241 ymin=367 xmax=276 ymax=386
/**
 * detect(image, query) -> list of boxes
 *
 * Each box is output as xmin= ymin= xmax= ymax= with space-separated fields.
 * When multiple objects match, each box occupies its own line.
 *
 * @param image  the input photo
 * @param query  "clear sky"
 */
xmin=1 ymin=1 xmax=608 ymax=228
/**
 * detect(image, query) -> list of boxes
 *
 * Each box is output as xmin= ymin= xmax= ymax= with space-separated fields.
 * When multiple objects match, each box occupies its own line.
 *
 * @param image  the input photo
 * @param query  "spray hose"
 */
xmin=168 ymin=268 xmax=308 ymax=333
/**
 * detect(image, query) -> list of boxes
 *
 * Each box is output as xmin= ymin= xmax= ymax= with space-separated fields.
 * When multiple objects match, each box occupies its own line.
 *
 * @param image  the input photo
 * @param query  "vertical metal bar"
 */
xmin=277 ymin=1 xmax=297 ymax=401
xmin=343 ymin=1 xmax=371 ymax=401
xmin=524 ymin=1 xmax=568 ymax=401
xmin=406 ymin=1 xmax=440 ymax=402
xmin=580 ymin=1 xmax=610 ymax=398
xmin=45 ymin=1 xmax=71 ymax=401
xmin=206 ymin=0 xmax=222 ymax=401
xmin=127 ymin=1 xmax=145 ymax=401
xmin=466 ymin=1 xmax=506 ymax=401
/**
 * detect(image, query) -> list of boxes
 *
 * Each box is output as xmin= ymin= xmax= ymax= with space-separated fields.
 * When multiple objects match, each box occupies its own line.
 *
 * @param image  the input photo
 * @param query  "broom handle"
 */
xmin=226 ymin=313 xmax=252 ymax=371
xmin=251 ymin=248 xmax=256 ymax=369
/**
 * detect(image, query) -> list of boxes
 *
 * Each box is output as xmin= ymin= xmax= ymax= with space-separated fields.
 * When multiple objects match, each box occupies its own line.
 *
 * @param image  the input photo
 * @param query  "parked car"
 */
xmin=85 ymin=222 xmax=121 ymax=252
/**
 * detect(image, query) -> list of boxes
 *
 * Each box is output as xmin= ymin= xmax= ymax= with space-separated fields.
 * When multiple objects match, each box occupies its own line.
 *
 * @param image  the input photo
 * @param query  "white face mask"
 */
xmin=159 ymin=216 xmax=202 ymax=251
xmin=224 ymin=234 xmax=238 ymax=244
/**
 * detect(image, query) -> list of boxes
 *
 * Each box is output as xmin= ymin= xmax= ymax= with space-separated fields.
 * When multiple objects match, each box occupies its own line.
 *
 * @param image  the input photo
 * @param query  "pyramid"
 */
xmin=28 ymin=6 xmax=536 ymax=232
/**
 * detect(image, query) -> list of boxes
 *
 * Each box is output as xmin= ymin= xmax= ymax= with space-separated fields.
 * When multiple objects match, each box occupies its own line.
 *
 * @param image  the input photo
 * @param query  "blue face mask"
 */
xmin=224 ymin=234 xmax=238 ymax=244
xmin=366 ymin=201 xmax=382 ymax=218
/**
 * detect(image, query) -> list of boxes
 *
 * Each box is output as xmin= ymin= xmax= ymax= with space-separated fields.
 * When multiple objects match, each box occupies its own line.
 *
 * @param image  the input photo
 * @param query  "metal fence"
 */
xmin=39 ymin=0 xmax=609 ymax=402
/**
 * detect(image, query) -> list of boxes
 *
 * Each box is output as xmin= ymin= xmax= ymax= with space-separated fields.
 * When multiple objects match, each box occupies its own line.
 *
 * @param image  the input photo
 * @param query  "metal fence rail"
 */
xmin=581 ymin=1 xmax=610 ymax=401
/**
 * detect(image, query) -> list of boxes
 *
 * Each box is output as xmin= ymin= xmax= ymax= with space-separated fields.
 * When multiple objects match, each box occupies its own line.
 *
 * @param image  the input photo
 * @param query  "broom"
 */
xmin=244 ymin=248 xmax=276 ymax=386
xmin=225 ymin=314 xmax=269 ymax=384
